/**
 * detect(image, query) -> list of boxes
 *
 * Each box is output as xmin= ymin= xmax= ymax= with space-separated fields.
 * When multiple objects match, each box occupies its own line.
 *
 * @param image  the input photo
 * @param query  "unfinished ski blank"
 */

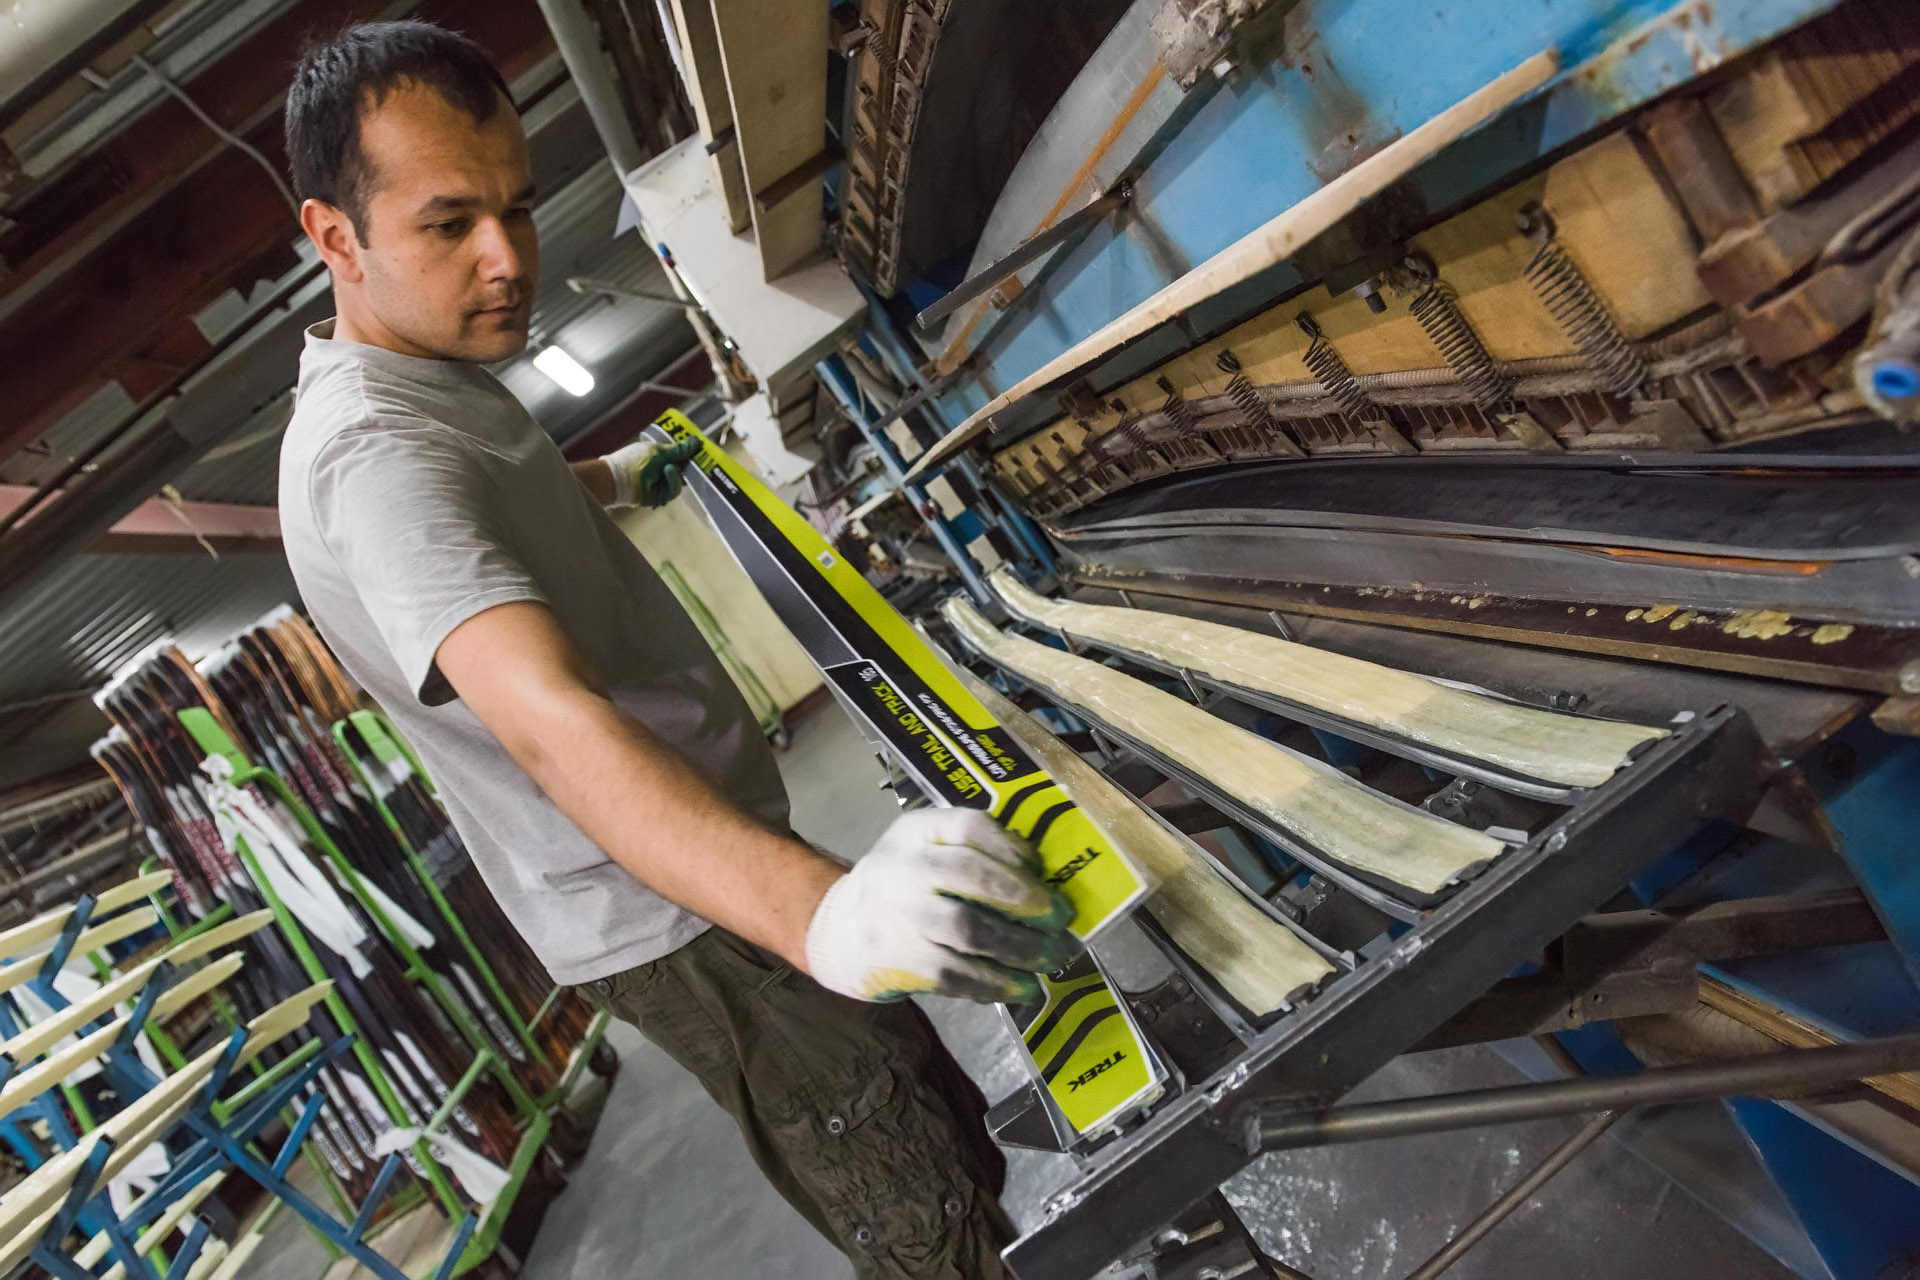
xmin=936 ymin=644 xmax=1333 ymax=1014
xmin=943 ymin=598 xmax=1505 ymax=896
xmin=992 ymin=570 xmax=1663 ymax=789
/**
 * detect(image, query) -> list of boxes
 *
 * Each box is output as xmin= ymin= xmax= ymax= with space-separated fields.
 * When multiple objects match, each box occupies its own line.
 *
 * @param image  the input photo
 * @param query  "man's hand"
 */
xmin=805 ymin=809 xmax=1076 ymax=1004
xmin=599 ymin=437 xmax=703 ymax=508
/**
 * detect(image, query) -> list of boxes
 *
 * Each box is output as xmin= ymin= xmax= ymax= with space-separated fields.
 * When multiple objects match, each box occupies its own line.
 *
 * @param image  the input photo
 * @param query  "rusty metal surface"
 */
xmin=1638 ymin=97 xmax=1763 ymax=244
xmin=1149 ymin=0 xmax=1306 ymax=87
xmin=1417 ymin=890 xmax=1888 ymax=1050
xmin=1739 ymin=237 xmax=1908 ymax=366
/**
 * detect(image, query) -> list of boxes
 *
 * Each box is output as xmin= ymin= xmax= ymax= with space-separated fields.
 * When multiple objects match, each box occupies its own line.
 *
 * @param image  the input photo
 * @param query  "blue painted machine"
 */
xmin=565 ymin=0 xmax=1920 ymax=1274
xmin=808 ymin=1 xmax=1920 ymax=1276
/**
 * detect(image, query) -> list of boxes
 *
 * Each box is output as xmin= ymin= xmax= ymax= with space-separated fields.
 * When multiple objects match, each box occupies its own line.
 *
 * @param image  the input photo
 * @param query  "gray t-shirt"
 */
xmin=278 ymin=320 xmax=789 ymax=984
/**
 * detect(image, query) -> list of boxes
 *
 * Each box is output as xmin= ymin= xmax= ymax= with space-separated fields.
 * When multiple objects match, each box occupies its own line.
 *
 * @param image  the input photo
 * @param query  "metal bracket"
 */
xmin=915 ymin=186 xmax=1132 ymax=332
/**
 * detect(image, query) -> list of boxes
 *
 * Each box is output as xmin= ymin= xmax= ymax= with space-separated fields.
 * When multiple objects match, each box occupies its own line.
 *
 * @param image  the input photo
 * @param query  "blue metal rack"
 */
xmin=0 ymin=879 xmax=491 ymax=1280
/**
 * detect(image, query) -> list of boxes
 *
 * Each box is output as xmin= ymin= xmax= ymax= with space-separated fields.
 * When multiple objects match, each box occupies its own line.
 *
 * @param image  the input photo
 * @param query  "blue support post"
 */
xmin=32 ymin=1245 xmax=107 ymax=1280
xmin=160 ymin=1217 xmax=214 ymax=1280
xmin=349 ymin=1152 xmax=406 ymax=1242
xmin=273 ymin=1092 xmax=329 ymax=1178
xmin=108 ymin=962 xmax=174 ymax=1092
xmin=49 ymin=1139 xmax=114 ymax=1243
xmin=850 ymin=290 xmax=1064 ymax=580
xmin=816 ymin=354 xmax=993 ymax=600
xmin=959 ymin=453 xmax=1059 ymax=577
xmin=432 ymin=1213 xmax=482 ymax=1280
xmin=1727 ymin=1097 xmax=1920 ymax=1280
xmin=37 ymin=894 xmax=99 ymax=983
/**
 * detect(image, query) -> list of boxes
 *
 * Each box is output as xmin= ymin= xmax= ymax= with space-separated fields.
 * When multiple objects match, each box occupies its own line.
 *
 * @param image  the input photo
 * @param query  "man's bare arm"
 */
xmin=435 ymin=599 xmax=842 ymax=969
xmin=570 ymin=458 xmax=615 ymax=506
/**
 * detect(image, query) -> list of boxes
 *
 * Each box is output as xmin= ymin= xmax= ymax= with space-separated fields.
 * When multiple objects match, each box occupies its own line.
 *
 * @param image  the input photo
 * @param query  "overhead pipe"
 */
xmin=534 ymin=0 xmax=649 ymax=178
xmin=0 ymin=420 xmax=209 ymax=606
xmin=537 ymin=0 xmax=751 ymax=401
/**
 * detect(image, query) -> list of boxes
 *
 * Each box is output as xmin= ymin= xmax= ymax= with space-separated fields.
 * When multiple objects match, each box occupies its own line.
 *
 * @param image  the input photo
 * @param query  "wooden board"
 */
xmin=0 ymin=956 xmax=242 ymax=1122
xmin=3 ymin=925 xmax=260 ymax=1067
xmin=0 ymin=1047 xmax=222 ymax=1240
xmin=0 ymin=905 xmax=82 ymax=965
xmin=207 ymin=1232 xmax=262 ymax=1280
xmin=709 ymin=0 xmax=829 ymax=280
xmin=163 ymin=909 xmax=275 ymax=967
xmin=239 ymin=982 xmax=334 ymax=1063
xmin=0 ymin=906 xmax=159 ymax=997
xmin=904 ymin=50 xmax=1561 ymax=480
xmin=667 ymin=0 xmax=751 ymax=231
xmin=0 ymin=1023 xmax=121 ymax=1122
xmin=942 ymin=597 xmax=1505 ymax=895
xmin=993 ymin=569 xmax=1664 ymax=788
xmin=94 ymin=871 xmax=175 ymax=916
xmin=3 ymin=960 xmax=166 ymax=1063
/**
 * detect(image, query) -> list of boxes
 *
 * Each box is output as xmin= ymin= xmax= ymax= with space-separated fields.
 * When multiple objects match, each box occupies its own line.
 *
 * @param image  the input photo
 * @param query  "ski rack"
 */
xmin=0 ymin=879 xmax=177 ymax=1244
xmin=330 ymin=706 xmax=615 ymax=1116
xmin=177 ymin=707 xmax=611 ymax=1277
xmin=942 ymin=619 xmax=1766 ymax=1280
xmin=0 ymin=881 xmax=481 ymax=1280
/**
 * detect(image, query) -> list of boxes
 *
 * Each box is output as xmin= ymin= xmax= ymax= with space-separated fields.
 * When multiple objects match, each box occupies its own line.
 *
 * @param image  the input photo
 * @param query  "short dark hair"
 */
xmin=285 ymin=20 xmax=511 ymax=240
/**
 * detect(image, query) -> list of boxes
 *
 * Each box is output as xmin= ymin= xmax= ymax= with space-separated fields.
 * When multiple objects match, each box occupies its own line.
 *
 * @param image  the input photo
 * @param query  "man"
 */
xmin=277 ymin=21 xmax=1072 ymax=1277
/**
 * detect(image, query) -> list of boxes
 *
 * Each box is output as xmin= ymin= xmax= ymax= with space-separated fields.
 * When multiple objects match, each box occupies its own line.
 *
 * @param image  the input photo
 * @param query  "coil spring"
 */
xmin=1408 ymin=275 xmax=1512 ymax=410
xmin=1089 ymin=414 xmax=1152 ymax=460
xmin=1215 ymin=350 xmax=1280 ymax=432
xmin=1519 ymin=205 xmax=1650 ymax=399
xmin=1156 ymin=376 xmax=1199 ymax=435
xmin=1297 ymin=316 xmax=1377 ymax=422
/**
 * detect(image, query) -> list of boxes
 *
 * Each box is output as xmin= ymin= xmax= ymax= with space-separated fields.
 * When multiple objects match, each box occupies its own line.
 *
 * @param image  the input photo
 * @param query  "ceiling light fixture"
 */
xmin=533 ymin=345 xmax=595 ymax=397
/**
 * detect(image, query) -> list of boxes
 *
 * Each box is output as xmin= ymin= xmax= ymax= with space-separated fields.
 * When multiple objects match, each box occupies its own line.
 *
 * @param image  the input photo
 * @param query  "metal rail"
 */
xmin=988 ymin=695 xmax=1762 ymax=1278
xmin=1250 ymin=1033 xmax=1920 ymax=1151
xmin=1403 ymin=1112 xmax=1619 ymax=1280
xmin=914 ymin=187 xmax=1131 ymax=332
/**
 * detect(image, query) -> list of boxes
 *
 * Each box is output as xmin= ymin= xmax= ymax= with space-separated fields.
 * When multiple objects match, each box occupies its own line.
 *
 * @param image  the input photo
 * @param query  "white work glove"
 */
xmin=805 ymin=809 xmax=1077 ymax=1004
xmin=600 ymin=437 xmax=703 ymax=507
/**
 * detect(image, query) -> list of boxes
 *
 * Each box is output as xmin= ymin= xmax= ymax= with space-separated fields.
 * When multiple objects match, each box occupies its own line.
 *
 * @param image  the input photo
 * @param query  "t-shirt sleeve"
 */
xmin=308 ymin=422 xmax=546 ymax=706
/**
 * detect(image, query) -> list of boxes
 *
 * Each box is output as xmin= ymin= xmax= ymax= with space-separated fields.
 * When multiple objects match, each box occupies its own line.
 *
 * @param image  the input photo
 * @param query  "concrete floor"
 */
xmin=243 ymin=699 xmax=1793 ymax=1279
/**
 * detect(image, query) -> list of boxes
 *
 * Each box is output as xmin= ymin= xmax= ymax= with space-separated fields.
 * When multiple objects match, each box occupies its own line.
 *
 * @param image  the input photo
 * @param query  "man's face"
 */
xmin=328 ymin=80 xmax=538 ymax=363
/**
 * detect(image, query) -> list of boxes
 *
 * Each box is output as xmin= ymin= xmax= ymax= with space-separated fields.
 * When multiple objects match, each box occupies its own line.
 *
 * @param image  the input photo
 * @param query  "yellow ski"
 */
xmin=649 ymin=409 xmax=1159 ymax=1137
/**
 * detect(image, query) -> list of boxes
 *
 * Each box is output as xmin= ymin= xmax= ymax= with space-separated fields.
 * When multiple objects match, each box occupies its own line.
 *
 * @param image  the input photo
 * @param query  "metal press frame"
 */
xmin=939 ymin=604 xmax=1831 ymax=1277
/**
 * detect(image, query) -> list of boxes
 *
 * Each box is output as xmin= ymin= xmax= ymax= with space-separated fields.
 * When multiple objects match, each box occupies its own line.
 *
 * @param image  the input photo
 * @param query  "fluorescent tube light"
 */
xmin=533 ymin=346 xmax=594 ymax=396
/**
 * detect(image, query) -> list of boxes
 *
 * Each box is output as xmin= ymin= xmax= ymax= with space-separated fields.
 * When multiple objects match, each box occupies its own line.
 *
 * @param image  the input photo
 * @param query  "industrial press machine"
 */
xmin=570 ymin=0 xmax=1920 ymax=1275
xmin=838 ymin=0 xmax=1920 ymax=1275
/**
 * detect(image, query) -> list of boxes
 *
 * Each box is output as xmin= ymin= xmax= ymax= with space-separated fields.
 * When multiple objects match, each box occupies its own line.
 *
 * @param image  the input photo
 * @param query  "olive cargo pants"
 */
xmin=581 ymin=926 xmax=1016 ymax=1278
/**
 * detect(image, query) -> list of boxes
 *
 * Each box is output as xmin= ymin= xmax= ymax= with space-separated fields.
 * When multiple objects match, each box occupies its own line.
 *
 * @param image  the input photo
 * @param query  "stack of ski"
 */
xmin=93 ymin=670 xmax=389 ymax=1204
xmin=215 ymin=609 xmax=592 ymax=1076
xmin=92 ymin=641 xmax=520 ymax=1204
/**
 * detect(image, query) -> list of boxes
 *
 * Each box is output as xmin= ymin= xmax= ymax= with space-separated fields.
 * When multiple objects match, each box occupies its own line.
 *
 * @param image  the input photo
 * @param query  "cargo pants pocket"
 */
xmin=717 ymin=939 xmax=1003 ymax=1278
